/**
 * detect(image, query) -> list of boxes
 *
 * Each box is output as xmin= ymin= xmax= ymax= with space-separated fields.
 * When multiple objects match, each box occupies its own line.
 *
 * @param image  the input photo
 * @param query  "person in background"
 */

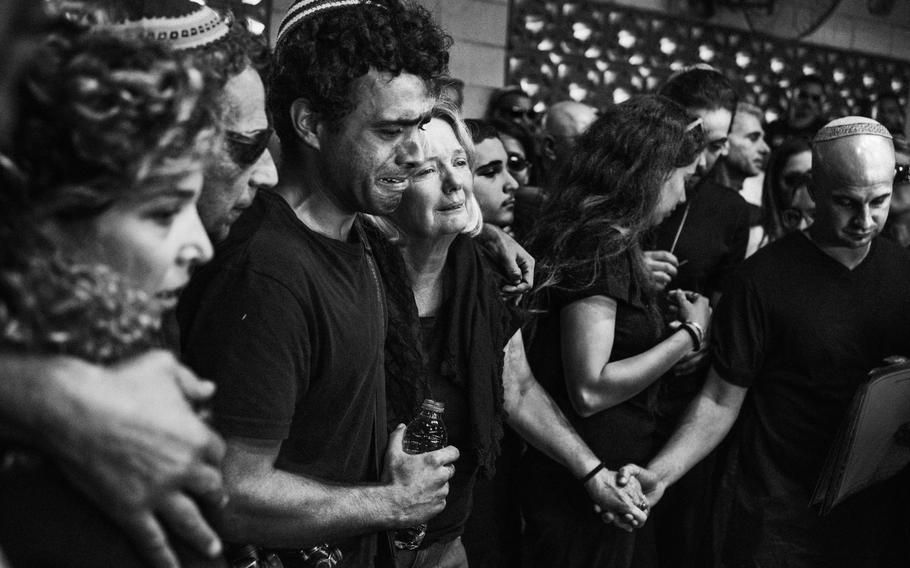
xmin=465 ymin=119 xmax=520 ymax=235
xmin=486 ymin=85 xmax=540 ymax=138
xmin=489 ymin=119 xmax=542 ymax=241
xmin=520 ymin=95 xmax=709 ymax=568
xmin=540 ymin=100 xmax=599 ymax=184
xmin=765 ymin=74 xmax=828 ymax=150
xmin=0 ymin=17 xmax=221 ymax=567
xmin=623 ymin=117 xmax=910 ymax=567
xmin=760 ymin=138 xmax=814 ymax=245
xmin=875 ymin=91 xmax=905 ymax=137
xmin=883 ymin=162 xmax=910 ymax=247
xmin=373 ymin=102 xmax=650 ymax=568
xmin=711 ymin=102 xmax=770 ymax=256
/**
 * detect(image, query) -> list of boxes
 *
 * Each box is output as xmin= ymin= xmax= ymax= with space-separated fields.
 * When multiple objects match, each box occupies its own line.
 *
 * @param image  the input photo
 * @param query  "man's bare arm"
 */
xmin=219 ymin=426 xmax=458 ymax=547
xmin=619 ymin=366 xmax=746 ymax=508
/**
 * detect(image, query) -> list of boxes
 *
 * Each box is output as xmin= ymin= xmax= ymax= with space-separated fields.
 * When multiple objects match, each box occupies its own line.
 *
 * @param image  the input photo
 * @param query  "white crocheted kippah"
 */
xmin=813 ymin=117 xmax=893 ymax=144
xmin=94 ymin=0 xmax=230 ymax=52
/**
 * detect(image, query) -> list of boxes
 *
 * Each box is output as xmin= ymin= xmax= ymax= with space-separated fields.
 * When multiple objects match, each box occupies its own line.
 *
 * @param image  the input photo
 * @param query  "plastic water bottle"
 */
xmin=393 ymin=399 xmax=447 ymax=550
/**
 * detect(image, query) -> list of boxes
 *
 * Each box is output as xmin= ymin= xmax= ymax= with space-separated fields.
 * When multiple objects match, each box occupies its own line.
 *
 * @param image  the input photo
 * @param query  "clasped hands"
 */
xmin=584 ymin=464 xmax=665 ymax=532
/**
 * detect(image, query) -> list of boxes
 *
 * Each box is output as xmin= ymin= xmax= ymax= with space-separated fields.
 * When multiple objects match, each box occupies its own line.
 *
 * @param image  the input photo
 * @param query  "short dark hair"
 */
xmin=268 ymin=1 xmax=451 ymax=150
xmin=464 ymin=119 xmax=501 ymax=146
xmin=658 ymin=67 xmax=738 ymax=114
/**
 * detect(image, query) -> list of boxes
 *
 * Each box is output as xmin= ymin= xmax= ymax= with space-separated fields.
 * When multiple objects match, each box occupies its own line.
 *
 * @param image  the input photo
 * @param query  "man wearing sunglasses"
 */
xmin=197 ymin=65 xmax=278 ymax=244
xmin=486 ymin=85 xmax=541 ymax=137
xmin=766 ymin=74 xmax=828 ymax=150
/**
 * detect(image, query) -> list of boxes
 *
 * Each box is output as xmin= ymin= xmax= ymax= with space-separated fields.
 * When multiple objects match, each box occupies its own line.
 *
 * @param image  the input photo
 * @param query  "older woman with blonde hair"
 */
xmin=367 ymin=102 xmax=650 ymax=568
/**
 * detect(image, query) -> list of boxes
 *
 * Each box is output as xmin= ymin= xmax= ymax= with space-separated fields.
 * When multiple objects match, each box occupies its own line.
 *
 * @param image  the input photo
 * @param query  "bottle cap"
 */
xmin=420 ymin=399 xmax=445 ymax=413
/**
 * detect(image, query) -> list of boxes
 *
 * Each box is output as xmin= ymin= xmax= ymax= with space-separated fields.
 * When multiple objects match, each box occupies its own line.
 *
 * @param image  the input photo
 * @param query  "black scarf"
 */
xmin=365 ymin=224 xmax=514 ymax=477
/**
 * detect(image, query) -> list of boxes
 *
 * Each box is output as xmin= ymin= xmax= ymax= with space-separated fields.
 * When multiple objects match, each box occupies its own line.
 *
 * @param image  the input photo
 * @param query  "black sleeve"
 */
xmin=710 ymin=269 xmax=767 ymax=388
xmin=181 ymin=267 xmax=309 ymax=440
xmin=712 ymin=198 xmax=751 ymax=296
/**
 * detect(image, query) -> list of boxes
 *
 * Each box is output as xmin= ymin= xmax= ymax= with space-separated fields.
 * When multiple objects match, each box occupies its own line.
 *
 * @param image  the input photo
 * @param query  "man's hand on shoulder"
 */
xmin=40 ymin=351 xmax=226 ymax=568
xmin=475 ymin=223 xmax=535 ymax=295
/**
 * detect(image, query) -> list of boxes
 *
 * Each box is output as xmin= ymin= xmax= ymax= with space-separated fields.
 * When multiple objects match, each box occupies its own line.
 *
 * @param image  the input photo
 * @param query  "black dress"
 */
xmin=520 ymin=247 xmax=663 ymax=568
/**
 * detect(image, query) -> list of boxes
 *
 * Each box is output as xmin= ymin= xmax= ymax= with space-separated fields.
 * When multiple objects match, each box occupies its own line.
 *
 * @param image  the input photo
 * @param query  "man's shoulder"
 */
xmin=212 ymin=192 xmax=330 ymax=279
xmin=871 ymin=236 xmax=910 ymax=275
xmin=734 ymin=232 xmax=807 ymax=280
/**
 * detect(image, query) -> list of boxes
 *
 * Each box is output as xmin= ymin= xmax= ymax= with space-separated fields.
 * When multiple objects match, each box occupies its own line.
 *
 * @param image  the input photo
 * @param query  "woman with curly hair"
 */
xmin=0 ymin=17 xmax=219 ymax=567
xmin=519 ymin=95 xmax=710 ymax=568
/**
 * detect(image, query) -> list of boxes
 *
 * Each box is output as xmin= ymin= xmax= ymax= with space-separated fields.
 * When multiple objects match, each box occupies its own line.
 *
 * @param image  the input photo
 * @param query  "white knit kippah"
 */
xmin=276 ymin=0 xmax=388 ymax=48
xmin=813 ymin=116 xmax=892 ymax=144
xmin=94 ymin=2 xmax=230 ymax=52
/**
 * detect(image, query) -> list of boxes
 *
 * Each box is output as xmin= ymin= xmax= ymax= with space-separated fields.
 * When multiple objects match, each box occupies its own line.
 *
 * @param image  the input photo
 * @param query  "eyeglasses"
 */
xmin=225 ymin=127 xmax=274 ymax=167
xmin=895 ymin=164 xmax=910 ymax=184
xmin=781 ymin=171 xmax=812 ymax=189
xmin=507 ymin=154 xmax=531 ymax=174
xmin=781 ymin=207 xmax=815 ymax=230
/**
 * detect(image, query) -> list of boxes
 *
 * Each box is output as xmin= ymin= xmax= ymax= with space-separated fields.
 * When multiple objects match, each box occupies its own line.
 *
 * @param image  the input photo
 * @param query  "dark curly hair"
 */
xmin=526 ymin=95 xmax=705 ymax=297
xmin=8 ymin=20 xmax=215 ymax=228
xmin=268 ymin=0 xmax=451 ymax=150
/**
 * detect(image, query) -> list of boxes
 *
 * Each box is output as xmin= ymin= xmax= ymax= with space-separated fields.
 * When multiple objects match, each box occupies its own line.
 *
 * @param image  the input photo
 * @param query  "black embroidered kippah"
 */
xmin=276 ymin=0 xmax=388 ymax=47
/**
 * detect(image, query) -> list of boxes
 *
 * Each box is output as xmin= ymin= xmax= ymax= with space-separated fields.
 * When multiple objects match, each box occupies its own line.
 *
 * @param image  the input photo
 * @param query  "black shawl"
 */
xmin=365 ymin=224 xmax=517 ymax=477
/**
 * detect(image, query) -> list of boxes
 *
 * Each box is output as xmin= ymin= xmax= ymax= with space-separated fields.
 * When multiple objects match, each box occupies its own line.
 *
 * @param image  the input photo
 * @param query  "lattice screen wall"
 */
xmin=507 ymin=0 xmax=910 ymax=122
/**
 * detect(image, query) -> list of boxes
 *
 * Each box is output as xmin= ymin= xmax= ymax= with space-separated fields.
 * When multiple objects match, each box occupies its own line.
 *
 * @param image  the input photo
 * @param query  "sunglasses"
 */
xmin=781 ymin=207 xmax=814 ymax=230
xmin=896 ymin=164 xmax=910 ymax=184
xmin=782 ymin=171 xmax=812 ymax=189
xmin=507 ymin=154 xmax=531 ymax=173
xmin=225 ymin=127 xmax=274 ymax=167
xmin=507 ymin=106 xmax=539 ymax=121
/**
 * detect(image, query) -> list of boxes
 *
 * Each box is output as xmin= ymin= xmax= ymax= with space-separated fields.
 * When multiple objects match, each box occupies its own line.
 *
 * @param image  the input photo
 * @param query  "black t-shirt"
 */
xmin=650 ymin=178 xmax=750 ymax=298
xmin=711 ymin=232 xmax=910 ymax=564
xmin=178 ymin=190 xmax=384 ymax=567
xmin=527 ymin=248 xmax=663 ymax=466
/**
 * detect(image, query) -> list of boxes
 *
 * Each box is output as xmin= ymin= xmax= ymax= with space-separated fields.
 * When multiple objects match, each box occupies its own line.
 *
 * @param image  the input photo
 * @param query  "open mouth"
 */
xmin=377 ymin=175 xmax=409 ymax=190
xmin=155 ymin=286 xmax=185 ymax=309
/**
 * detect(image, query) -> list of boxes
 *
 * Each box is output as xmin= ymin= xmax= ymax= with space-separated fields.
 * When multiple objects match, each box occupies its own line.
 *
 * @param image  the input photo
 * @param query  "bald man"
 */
xmin=624 ymin=118 xmax=910 ymax=566
xmin=542 ymin=100 xmax=598 ymax=174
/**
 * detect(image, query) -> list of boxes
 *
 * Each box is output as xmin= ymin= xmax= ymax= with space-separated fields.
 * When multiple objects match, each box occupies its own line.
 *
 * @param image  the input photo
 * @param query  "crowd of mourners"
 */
xmin=1 ymin=1 xmax=909 ymax=567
